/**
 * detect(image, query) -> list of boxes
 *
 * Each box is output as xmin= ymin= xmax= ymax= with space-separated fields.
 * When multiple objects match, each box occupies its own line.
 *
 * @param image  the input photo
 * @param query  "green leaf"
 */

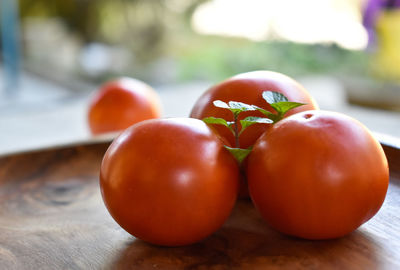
xmin=202 ymin=117 xmax=229 ymax=127
xmin=262 ymin=91 xmax=288 ymax=104
xmin=228 ymin=101 xmax=256 ymax=111
xmin=217 ymin=101 xmax=255 ymax=116
xmin=240 ymin=116 xmax=272 ymax=131
xmin=270 ymin=102 xmax=305 ymax=116
xmin=212 ymin=100 xmax=257 ymax=117
xmin=202 ymin=117 xmax=234 ymax=134
xmin=252 ymin=105 xmax=280 ymax=122
xmin=224 ymin=146 xmax=252 ymax=164
xmin=213 ymin=100 xmax=229 ymax=109
xmin=261 ymin=91 xmax=306 ymax=119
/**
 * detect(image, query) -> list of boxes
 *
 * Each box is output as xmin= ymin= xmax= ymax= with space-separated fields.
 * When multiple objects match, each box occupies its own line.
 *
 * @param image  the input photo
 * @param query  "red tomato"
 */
xmin=247 ymin=110 xmax=389 ymax=239
xmin=88 ymin=77 xmax=161 ymax=135
xmin=190 ymin=71 xmax=319 ymax=149
xmin=100 ymin=118 xmax=239 ymax=246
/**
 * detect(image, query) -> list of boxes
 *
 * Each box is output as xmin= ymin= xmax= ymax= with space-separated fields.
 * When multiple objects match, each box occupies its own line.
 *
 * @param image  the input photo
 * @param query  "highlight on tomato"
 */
xmin=191 ymin=70 xmax=319 ymax=149
xmin=246 ymin=110 xmax=389 ymax=240
xmin=87 ymin=77 xmax=162 ymax=135
xmin=100 ymin=118 xmax=239 ymax=246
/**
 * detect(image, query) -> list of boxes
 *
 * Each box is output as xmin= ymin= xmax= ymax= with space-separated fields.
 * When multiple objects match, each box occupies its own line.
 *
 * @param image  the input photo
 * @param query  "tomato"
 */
xmin=190 ymin=71 xmax=319 ymax=149
xmin=247 ymin=110 xmax=389 ymax=239
xmin=100 ymin=118 xmax=239 ymax=246
xmin=88 ymin=77 xmax=162 ymax=135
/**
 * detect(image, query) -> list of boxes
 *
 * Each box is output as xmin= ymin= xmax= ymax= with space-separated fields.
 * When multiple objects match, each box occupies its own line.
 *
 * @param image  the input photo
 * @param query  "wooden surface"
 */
xmin=0 ymin=141 xmax=399 ymax=270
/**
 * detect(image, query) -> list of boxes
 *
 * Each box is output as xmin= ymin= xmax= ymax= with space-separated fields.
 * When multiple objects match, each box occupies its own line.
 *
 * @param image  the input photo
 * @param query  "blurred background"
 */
xmin=0 ymin=0 xmax=399 ymax=154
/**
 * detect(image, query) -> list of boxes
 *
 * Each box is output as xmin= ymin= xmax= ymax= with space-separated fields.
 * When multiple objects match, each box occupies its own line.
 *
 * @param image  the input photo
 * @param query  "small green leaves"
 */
xmin=240 ymin=116 xmax=272 ymax=131
xmin=228 ymin=101 xmax=256 ymax=115
xmin=202 ymin=117 xmax=234 ymax=134
xmin=270 ymin=101 xmax=305 ymax=116
xmin=224 ymin=146 xmax=252 ymax=164
xmin=213 ymin=100 xmax=256 ymax=116
xmin=213 ymin=100 xmax=229 ymax=109
xmin=262 ymin=91 xmax=288 ymax=104
xmin=202 ymin=91 xmax=306 ymax=165
xmin=202 ymin=117 xmax=229 ymax=127
xmin=261 ymin=91 xmax=305 ymax=121
xmin=252 ymin=105 xmax=280 ymax=122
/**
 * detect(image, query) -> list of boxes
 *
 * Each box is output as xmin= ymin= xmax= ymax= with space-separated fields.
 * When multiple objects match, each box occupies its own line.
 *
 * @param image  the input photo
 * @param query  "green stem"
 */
xmin=233 ymin=113 xmax=240 ymax=148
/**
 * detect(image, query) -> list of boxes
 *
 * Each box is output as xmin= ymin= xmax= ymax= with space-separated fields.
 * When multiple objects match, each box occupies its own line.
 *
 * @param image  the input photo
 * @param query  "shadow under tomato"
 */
xmin=108 ymin=203 xmax=383 ymax=270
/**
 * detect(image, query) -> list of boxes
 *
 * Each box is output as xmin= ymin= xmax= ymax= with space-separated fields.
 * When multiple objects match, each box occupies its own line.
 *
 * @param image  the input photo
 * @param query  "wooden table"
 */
xmin=0 ymin=138 xmax=399 ymax=269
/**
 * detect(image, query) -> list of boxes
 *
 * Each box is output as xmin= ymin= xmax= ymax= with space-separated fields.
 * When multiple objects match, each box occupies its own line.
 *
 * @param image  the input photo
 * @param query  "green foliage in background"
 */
xmin=19 ymin=0 xmax=206 ymax=61
xmin=175 ymin=36 xmax=368 ymax=82
xmin=18 ymin=0 xmax=369 ymax=84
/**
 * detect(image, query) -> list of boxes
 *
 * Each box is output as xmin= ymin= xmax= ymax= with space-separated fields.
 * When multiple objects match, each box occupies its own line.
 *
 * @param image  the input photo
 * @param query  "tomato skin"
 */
xmin=100 ymin=118 xmax=239 ymax=246
xmin=88 ymin=77 xmax=161 ymax=135
xmin=190 ymin=71 xmax=319 ymax=149
xmin=247 ymin=110 xmax=389 ymax=239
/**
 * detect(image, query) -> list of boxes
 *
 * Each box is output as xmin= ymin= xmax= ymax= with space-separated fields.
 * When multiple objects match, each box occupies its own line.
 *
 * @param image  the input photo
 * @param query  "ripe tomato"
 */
xmin=100 ymin=118 xmax=239 ymax=246
xmin=247 ymin=110 xmax=389 ymax=239
xmin=88 ymin=77 xmax=161 ymax=135
xmin=190 ymin=71 xmax=319 ymax=149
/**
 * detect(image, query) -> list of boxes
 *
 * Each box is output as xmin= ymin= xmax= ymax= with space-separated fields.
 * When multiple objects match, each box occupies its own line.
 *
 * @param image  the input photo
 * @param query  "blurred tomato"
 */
xmin=100 ymin=118 xmax=239 ymax=246
xmin=88 ymin=77 xmax=161 ymax=135
xmin=190 ymin=71 xmax=319 ymax=149
xmin=247 ymin=110 xmax=389 ymax=239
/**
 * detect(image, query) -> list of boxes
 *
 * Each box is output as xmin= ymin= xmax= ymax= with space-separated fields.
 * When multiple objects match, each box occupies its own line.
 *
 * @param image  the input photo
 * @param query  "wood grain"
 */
xmin=0 ymin=141 xmax=399 ymax=270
